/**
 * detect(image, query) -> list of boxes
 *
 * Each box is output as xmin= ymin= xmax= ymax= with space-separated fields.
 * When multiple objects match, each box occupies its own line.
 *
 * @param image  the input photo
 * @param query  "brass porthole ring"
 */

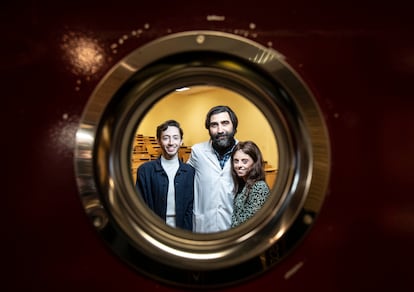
xmin=74 ymin=30 xmax=331 ymax=288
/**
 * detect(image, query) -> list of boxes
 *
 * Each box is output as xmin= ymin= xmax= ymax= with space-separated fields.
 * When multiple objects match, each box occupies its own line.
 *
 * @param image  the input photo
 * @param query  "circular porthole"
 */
xmin=74 ymin=31 xmax=330 ymax=288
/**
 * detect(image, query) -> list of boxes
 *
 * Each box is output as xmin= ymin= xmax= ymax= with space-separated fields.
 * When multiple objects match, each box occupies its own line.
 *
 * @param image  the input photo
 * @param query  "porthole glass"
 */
xmin=74 ymin=31 xmax=330 ymax=288
xmin=132 ymin=85 xmax=279 ymax=213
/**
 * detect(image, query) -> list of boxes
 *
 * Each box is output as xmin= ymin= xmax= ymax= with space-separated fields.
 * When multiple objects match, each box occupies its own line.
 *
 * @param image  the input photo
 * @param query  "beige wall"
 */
xmin=136 ymin=86 xmax=279 ymax=169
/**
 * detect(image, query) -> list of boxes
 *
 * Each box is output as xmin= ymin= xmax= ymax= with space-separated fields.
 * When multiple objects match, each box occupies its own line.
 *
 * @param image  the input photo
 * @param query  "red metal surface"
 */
xmin=4 ymin=1 xmax=413 ymax=291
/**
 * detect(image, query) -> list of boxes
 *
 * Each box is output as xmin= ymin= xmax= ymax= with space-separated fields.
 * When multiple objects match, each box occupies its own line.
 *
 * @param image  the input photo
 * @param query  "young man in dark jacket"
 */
xmin=136 ymin=120 xmax=195 ymax=231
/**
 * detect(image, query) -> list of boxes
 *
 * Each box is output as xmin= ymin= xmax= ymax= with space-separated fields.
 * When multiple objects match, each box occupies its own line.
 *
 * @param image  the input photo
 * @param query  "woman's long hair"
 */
xmin=231 ymin=141 xmax=266 ymax=198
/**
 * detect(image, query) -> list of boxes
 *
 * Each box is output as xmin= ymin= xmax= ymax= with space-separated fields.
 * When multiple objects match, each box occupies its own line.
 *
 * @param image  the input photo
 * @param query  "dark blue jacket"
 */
xmin=136 ymin=158 xmax=195 ymax=231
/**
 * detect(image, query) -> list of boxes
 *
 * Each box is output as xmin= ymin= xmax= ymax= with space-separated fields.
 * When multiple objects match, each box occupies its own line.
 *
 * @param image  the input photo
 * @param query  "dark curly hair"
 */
xmin=156 ymin=119 xmax=183 ymax=140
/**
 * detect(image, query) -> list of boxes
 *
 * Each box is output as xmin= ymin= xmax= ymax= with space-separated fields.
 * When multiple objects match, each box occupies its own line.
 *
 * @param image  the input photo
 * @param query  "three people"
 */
xmin=135 ymin=106 xmax=270 ymax=233
xmin=135 ymin=120 xmax=195 ymax=231
xmin=230 ymin=141 xmax=270 ymax=228
xmin=187 ymin=105 xmax=239 ymax=233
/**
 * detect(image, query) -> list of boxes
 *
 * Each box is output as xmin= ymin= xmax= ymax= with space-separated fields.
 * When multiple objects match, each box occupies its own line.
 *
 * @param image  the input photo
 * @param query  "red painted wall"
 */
xmin=4 ymin=1 xmax=413 ymax=291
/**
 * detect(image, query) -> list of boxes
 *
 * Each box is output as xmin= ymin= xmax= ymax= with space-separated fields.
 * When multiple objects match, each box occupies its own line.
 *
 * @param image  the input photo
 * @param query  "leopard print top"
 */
xmin=231 ymin=180 xmax=270 ymax=228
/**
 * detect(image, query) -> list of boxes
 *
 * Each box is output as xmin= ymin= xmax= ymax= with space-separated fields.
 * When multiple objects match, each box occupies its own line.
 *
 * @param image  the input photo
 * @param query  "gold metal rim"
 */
xmin=74 ymin=30 xmax=330 ymax=288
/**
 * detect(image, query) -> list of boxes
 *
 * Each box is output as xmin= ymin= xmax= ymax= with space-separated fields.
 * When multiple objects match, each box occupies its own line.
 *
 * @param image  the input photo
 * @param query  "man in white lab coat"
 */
xmin=187 ymin=105 xmax=239 ymax=233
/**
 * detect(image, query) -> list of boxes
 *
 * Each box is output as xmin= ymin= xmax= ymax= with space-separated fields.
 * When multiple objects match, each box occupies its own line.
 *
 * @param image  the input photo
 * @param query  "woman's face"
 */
xmin=232 ymin=149 xmax=254 ymax=180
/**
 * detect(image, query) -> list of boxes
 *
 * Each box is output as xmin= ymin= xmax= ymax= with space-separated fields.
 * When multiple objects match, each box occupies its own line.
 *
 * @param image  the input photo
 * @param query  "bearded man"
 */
xmin=187 ymin=105 xmax=239 ymax=233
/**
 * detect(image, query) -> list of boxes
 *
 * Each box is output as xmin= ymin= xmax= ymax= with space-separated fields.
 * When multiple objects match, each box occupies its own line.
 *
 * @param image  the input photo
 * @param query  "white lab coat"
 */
xmin=187 ymin=140 xmax=236 ymax=233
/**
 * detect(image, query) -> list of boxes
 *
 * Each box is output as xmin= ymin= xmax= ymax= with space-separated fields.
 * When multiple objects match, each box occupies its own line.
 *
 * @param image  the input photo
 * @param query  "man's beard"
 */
xmin=211 ymin=132 xmax=235 ymax=153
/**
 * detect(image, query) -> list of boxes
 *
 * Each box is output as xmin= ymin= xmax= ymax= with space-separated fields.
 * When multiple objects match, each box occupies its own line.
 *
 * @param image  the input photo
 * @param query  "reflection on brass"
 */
xmin=81 ymin=196 xmax=108 ymax=230
xmin=74 ymin=31 xmax=330 ymax=288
